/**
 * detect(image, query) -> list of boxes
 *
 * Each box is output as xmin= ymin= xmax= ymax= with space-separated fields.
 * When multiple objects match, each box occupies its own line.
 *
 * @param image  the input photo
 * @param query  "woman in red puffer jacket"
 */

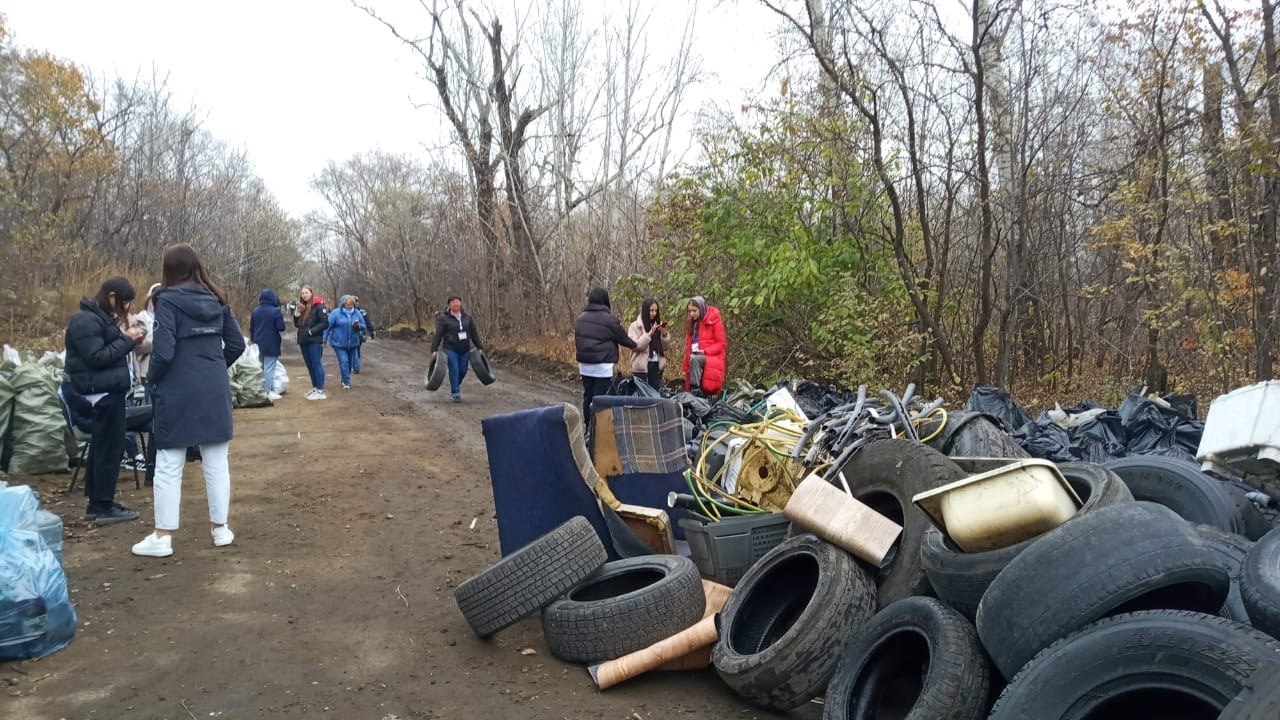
xmin=682 ymin=295 xmax=727 ymax=395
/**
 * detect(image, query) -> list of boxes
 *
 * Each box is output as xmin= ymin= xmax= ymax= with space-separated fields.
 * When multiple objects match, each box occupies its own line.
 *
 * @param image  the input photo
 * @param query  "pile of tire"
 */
xmin=708 ymin=440 xmax=1280 ymax=719
xmin=453 ymin=516 xmax=709 ymax=665
xmin=453 ymin=444 xmax=1280 ymax=719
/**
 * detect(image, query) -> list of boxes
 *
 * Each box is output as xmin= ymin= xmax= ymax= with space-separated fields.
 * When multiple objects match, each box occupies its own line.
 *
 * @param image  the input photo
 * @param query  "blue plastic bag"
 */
xmin=0 ymin=485 xmax=77 ymax=660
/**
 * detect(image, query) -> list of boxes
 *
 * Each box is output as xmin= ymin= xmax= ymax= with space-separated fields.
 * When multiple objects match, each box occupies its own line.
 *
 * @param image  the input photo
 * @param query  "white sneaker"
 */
xmin=267 ymin=392 xmax=282 ymax=402
xmin=211 ymin=526 xmax=234 ymax=547
xmin=304 ymin=389 xmax=318 ymax=399
xmin=132 ymin=532 xmax=173 ymax=558
xmin=306 ymin=389 xmax=326 ymax=401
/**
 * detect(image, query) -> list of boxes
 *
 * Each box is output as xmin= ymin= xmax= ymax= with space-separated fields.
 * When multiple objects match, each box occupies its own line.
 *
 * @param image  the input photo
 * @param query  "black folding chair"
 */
xmin=58 ymin=387 xmax=140 ymax=492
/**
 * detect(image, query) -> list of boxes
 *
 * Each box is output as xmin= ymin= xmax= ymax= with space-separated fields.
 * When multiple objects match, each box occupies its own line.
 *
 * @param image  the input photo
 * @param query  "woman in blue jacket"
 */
xmin=249 ymin=289 xmax=285 ymax=398
xmin=326 ymin=295 xmax=365 ymax=389
xmin=132 ymin=244 xmax=245 ymax=559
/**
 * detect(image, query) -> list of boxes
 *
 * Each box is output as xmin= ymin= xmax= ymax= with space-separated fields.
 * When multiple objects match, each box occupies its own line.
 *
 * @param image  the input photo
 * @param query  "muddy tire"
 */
xmin=822 ymin=597 xmax=991 ymax=720
xmin=712 ymin=534 xmax=877 ymax=711
xmin=1104 ymin=455 xmax=1243 ymax=534
xmin=922 ymin=462 xmax=1133 ymax=617
xmin=540 ymin=555 xmax=704 ymax=663
xmin=943 ymin=413 xmax=1030 ymax=459
xmin=1193 ymin=523 xmax=1254 ymax=624
xmin=989 ymin=611 xmax=1280 ymax=720
xmin=1221 ymin=665 xmax=1280 ymax=720
xmin=454 ymin=516 xmax=607 ymax=638
xmin=469 ymin=352 xmax=496 ymax=385
xmin=837 ymin=440 xmax=966 ymax=607
xmin=976 ymin=502 xmax=1230 ymax=679
xmin=424 ymin=351 xmax=446 ymax=391
xmin=1242 ymin=526 xmax=1280 ymax=640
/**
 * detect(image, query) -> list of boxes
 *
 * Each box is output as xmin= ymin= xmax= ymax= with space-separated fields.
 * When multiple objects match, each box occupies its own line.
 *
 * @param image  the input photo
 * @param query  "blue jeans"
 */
xmin=262 ymin=355 xmax=278 ymax=394
xmin=333 ymin=346 xmax=356 ymax=386
xmin=445 ymin=348 xmax=470 ymax=396
xmin=300 ymin=343 xmax=325 ymax=390
xmin=352 ymin=343 xmax=362 ymax=373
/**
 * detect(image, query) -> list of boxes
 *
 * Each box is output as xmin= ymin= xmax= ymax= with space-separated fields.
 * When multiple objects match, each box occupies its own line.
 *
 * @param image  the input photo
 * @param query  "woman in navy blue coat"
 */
xmin=132 ymin=245 xmax=246 ymax=558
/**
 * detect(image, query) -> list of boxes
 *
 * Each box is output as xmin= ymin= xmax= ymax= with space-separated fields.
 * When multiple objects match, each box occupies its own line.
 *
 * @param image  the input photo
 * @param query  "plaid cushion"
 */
xmin=612 ymin=400 xmax=688 ymax=475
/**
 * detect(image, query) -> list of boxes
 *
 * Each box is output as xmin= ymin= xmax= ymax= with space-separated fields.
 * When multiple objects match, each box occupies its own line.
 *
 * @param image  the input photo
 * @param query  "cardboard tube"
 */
xmin=784 ymin=474 xmax=903 ymax=566
xmin=589 ymin=615 xmax=720 ymax=690
xmin=591 ymin=580 xmax=733 ymax=687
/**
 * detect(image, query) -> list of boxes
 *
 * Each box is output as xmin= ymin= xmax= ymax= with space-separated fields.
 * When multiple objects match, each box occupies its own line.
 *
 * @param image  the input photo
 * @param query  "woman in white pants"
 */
xmin=132 ymin=245 xmax=246 ymax=558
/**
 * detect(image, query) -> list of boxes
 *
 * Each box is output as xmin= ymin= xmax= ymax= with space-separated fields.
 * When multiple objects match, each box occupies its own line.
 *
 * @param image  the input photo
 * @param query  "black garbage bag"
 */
xmin=1161 ymin=393 xmax=1198 ymax=420
xmin=965 ymin=386 xmax=1033 ymax=432
xmin=705 ymin=401 xmax=763 ymax=428
xmin=1118 ymin=389 xmax=1203 ymax=456
xmin=610 ymin=375 xmax=662 ymax=398
xmin=1014 ymin=419 xmax=1076 ymax=463
xmin=672 ymin=392 xmax=714 ymax=422
xmin=1070 ymin=412 xmax=1128 ymax=464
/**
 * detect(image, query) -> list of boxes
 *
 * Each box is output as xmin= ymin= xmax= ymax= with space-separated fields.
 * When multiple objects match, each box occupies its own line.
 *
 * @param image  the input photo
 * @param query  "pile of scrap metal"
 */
xmin=678 ymin=383 xmax=946 ymax=520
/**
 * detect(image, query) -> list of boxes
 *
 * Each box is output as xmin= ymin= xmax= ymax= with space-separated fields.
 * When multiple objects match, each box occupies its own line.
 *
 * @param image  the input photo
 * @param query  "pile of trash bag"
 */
xmin=228 ymin=342 xmax=272 ymax=408
xmin=965 ymin=385 xmax=1204 ymax=464
xmin=0 ymin=484 xmax=76 ymax=661
xmin=1 ymin=347 xmax=71 ymax=476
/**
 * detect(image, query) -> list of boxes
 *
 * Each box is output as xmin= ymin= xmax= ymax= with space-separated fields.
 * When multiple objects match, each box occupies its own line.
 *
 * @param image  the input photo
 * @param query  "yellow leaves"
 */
xmin=1217 ymin=267 xmax=1260 ymax=305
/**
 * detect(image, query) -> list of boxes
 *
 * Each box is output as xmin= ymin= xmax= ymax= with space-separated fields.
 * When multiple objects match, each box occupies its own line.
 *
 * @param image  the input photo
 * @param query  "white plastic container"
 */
xmin=912 ymin=459 xmax=1081 ymax=553
xmin=1198 ymin=381 xmax=1280 ymax=478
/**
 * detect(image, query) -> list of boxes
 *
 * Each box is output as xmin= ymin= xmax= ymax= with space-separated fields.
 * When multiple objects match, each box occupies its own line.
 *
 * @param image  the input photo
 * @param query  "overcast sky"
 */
xmin=0 ymin=0 xmax=784 ymax=217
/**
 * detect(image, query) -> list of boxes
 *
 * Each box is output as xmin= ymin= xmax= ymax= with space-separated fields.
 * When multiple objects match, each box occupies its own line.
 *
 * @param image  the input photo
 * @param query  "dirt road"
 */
xmin=3 ymin=339 xmax=804 ymax=720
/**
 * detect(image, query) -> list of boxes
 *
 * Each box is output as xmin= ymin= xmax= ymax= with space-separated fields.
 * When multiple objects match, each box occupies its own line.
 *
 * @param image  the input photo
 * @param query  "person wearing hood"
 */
xmin=574 ymin=288 xmax=651 ymax=425
xmin=64 ymin=276 xmax=146 ymax=524
xmin=250 ymin=288 xmax=286 ymax=400
xmin=292 ymin=285 xmax=329 ymax=400
xmin=325 ymin=295 xmax=366 ymax=389
xmin=628 ymin=297 xmax=672 ymax=391
xmin=352 ymin=296 xmax=374 ymax=374
xmin=683 ymin=295 xmax=727 ymax=395
xmin=430 ymin=295 xmax=485 ymax=402
xmin=132 ymin=244 xmax=246 ymax=559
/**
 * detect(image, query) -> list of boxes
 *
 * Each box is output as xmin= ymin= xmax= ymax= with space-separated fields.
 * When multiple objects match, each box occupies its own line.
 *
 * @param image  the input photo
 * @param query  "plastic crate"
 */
xmin=678 ymin=512 xmax=791 ymax=587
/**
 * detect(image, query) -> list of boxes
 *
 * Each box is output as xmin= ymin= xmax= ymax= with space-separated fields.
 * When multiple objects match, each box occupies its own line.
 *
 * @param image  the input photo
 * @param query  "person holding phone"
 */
xmin=628 ymin=297 xmax=671 ymax=391
xmin=64 ymin=276 xmax=145 ymax=524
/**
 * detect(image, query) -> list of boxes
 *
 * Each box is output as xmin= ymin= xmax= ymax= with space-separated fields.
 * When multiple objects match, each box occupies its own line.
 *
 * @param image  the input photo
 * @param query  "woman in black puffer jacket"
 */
xmin=573 ymin=287 xmax=651 ymax=427
xmin=64 ymin=277 xmax=146 ymax=525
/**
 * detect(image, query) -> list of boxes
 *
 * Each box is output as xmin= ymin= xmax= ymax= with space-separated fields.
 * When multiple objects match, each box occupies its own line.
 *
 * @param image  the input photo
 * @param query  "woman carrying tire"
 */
xmin=430 ymin=295 xmax=485 ymax=402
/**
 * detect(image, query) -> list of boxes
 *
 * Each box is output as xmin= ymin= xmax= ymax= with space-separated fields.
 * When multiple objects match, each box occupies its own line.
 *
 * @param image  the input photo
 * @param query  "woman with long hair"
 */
xmin=132 ymin=244 xmax=246 ymax=558
xmin=683 ymin=295 xmax=727 ymax=395
xmin=292 ymin=285 xmax=329 ymax=400
xmin=64 ymin=276 xmax=146 ymax=524
xmin=628 ymin=297 xmax=671 ymax=391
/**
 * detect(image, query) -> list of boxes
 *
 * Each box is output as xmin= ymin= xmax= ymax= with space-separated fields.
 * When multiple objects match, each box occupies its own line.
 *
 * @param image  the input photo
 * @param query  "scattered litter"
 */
xmin=385 ymin=513 xmax=395 ymax=520
xmin=145 ymin=573 xmax=168 ymax=581
xmin=518 ymin=647 xmax=538 ymax=656
xmin=469 ymin=517 xmax=477 ymax=530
